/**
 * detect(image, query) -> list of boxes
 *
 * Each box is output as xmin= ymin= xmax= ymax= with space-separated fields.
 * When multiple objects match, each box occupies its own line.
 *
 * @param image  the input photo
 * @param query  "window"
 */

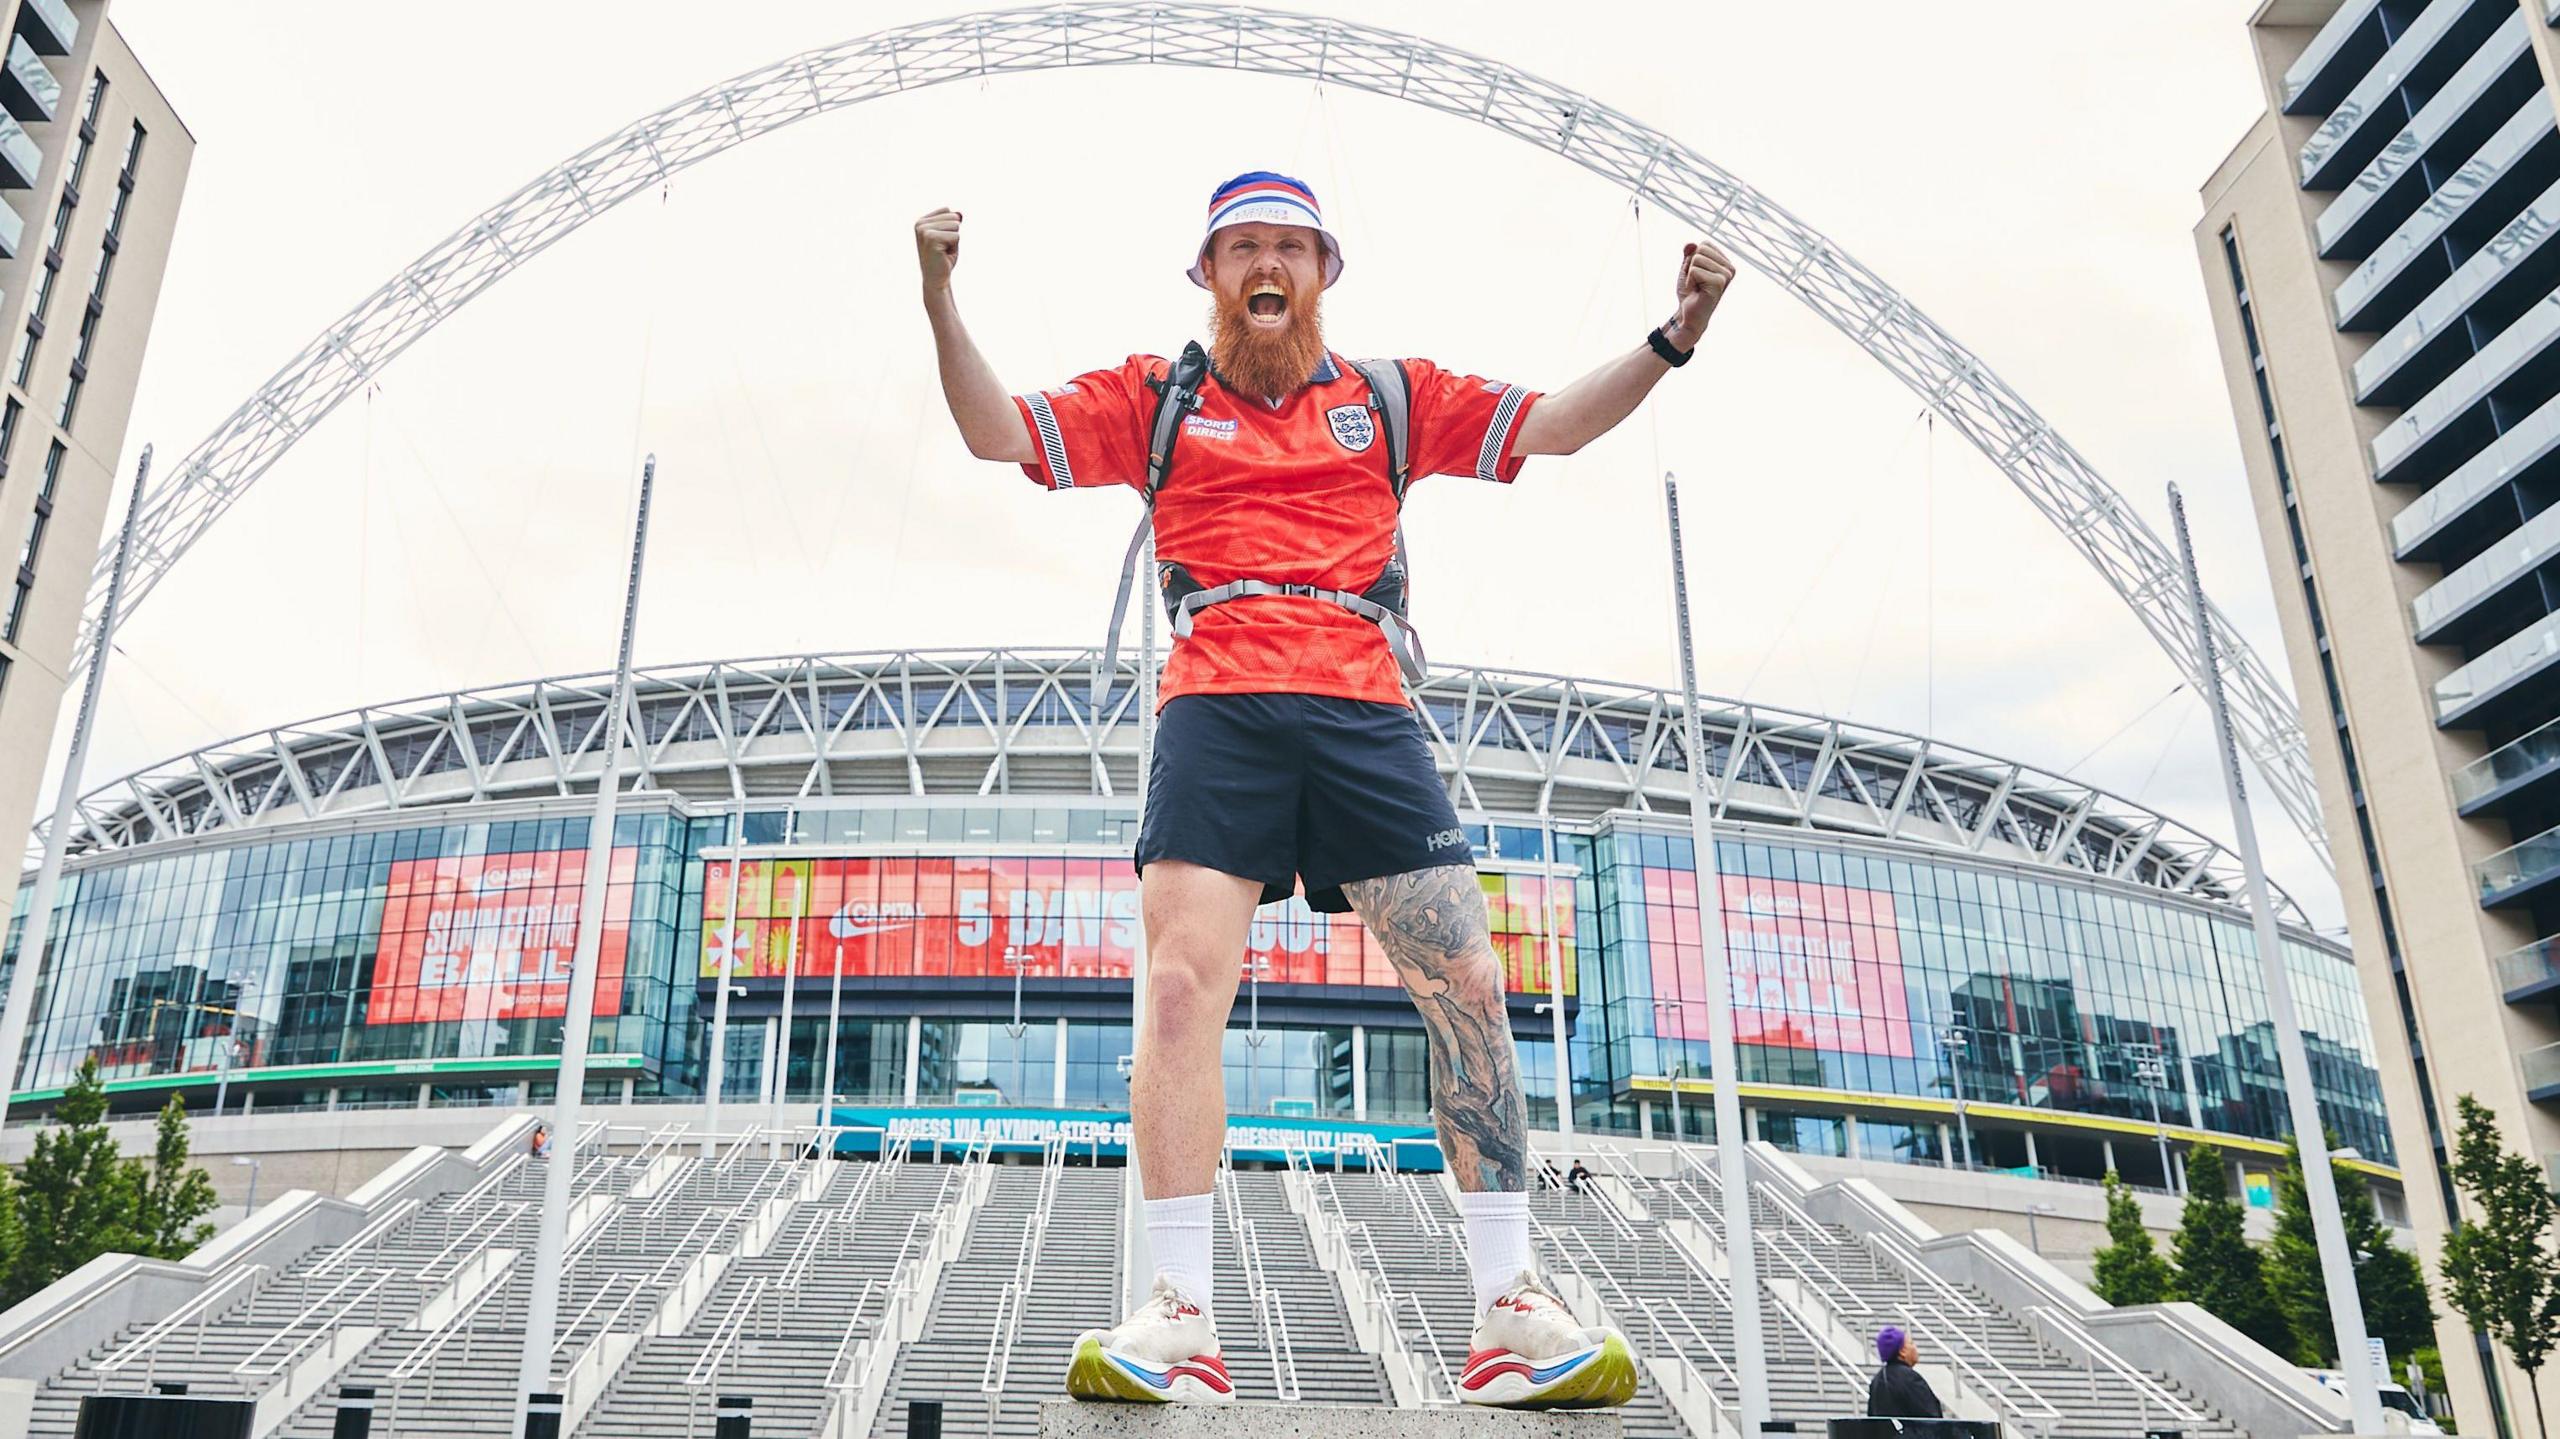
xmin=62 ymin=74 xmax=103 ymax=193
xmin=5 ymin=441 xmax=65 ymax=642
xmin=0 ymin=398 xmax=19 ymax=478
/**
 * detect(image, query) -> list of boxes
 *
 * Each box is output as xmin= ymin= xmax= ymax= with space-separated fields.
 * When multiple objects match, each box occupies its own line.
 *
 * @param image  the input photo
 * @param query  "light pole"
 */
xmin=1241 ymin=956 xmax=1271 ymax=1117
xmin=1941 ymin=1026 xmax=1975 ymax=1169
xmin=702 ymin=806 xmax=745 ymax=1159
xmin=820 ymin=943 xmax=846 ymax=1121
xmin=1663 ymin=473 xmax=1768 ymax=1431
xmin=231 ymin=1154 xmax=260 ymax=1216
xmin=1002 ymin=947 xmax=1032 ymax=1104
xmin=2025 ymin=1202 xmax=2057 ymax=1256
xmin=1534 ymin=815 xmax=1575 ymax=1156
xmin=0 ymin=447 xmax=151 ymax=1120
xmin=2127 ymin=1041 xmax=2174 ymax=1192
xmin=767 ymin=869 xmax=805 ymax=1154
xmin=2169 ymin=483 xmax=2383 ymax=1435
xmin=515 ymin=453 xmax=654 ymax=1435
xmin=1651 ymin=999 xmax=1686 ymax=1141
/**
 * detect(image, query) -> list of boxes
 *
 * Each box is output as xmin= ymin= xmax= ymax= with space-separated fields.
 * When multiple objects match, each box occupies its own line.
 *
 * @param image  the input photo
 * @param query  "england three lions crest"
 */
xmin=1327 ymin=403 xmax=1376 ymax=453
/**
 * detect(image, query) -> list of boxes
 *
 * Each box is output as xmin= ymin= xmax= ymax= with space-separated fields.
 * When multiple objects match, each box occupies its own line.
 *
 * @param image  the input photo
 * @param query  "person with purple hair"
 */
xmin=1868 ymin=1325 xmax=1945 ymax=1418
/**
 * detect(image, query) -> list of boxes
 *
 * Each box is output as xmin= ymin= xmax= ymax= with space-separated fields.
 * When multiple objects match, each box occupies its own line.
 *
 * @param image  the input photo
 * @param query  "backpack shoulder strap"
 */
xmin=1349 ymin=356 xmax=1413 ymax=503
xmin=1142 ymin=340 xmax=1213 ymax=503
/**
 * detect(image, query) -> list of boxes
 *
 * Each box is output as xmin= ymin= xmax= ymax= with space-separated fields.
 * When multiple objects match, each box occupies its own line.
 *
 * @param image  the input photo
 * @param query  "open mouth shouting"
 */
xmin=1246 ymin=280 xmax=1290 ymax=327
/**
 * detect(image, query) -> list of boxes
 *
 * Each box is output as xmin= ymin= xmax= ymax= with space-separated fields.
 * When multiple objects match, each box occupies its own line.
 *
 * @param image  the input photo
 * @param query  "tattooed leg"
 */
xmin=1346 ymin=864 xmax=1527 ymax=1192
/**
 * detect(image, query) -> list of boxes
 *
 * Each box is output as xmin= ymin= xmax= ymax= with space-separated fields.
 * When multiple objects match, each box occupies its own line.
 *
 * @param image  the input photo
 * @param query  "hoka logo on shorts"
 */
xmin=1425 ymin=826 xmax=1468 ymax=852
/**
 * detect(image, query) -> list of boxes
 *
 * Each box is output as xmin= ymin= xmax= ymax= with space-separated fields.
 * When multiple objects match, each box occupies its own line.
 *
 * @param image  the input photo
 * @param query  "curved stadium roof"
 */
xmin=46 ymin=647 xmax=2305 ymax=927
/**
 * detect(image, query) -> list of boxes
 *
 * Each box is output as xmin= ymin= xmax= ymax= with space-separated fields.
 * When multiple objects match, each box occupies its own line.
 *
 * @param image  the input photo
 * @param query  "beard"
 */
xmin=1209 ymin=277 xmax=1327 ymax=401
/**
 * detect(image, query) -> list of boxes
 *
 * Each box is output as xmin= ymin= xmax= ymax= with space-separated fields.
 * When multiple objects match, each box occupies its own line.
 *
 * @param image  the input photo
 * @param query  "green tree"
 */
xmin=2264 ymin=1133 xmax=2438 ymax=1364
xmin=9 ymin=1057 xmax=138 ymax=1304
xmin=131 ymin=1093 xmax=217 ymax=1259
xmin=2171 ymin=1143 xmax=2296 ymax=1357
xmin=2092 ymin=1170 xmax=2174 ymax=1306
xmin=2438 ymin=1095 xmax=2560 ymax=1439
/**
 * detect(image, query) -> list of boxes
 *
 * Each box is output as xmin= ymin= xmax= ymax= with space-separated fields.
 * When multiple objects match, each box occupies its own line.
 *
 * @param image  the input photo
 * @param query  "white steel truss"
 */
xmin=49 ymin=647 xmax=2312 ymax=929
xmin=70 ymin=3 xmax=2329 ymax=868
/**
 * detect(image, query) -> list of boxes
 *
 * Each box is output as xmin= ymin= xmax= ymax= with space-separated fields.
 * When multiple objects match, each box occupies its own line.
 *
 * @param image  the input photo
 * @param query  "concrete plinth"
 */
xmin=1039 ymin=1402 xmax=1621 ymax=1439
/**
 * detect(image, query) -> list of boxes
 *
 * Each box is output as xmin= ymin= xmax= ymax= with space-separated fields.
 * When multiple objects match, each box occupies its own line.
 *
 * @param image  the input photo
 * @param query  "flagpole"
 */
xmin=517 ymin=453 xmax=655 ymax=1433
xmin=2168 ymin=482 xmax=2383 ymax=1436
xmin=1664 ymin=471 xmax=1769 ymax=1431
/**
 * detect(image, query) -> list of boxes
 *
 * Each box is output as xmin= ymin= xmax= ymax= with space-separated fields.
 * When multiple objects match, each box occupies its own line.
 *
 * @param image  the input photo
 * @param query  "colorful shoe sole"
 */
xmin=1458 ymin=1331 xmax=1639 ymax=1409
xmin=1065 ymin=1337 xmax=1236 ymax=1403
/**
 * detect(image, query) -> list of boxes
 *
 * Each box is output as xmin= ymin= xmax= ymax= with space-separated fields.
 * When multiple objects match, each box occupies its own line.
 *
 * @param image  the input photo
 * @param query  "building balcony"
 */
xmin=12 ymin=0 xmax=76 ymax=58
xmin=2371 ymin=285 xmax=2560 ymax=489
xmin=2475 ymin=821 xmax=2560 ymax=907
xmin=2455 ymin=714 xmax=2560 ymax=819
xmin=0 ymin=112 xmax=36 ymax=190
xmin=2526 ymin=1040 xmax=2560 ymax=1101
xmin=2298 ymin=0 xmax=2513 ymax=192
xmin=2355 ymin=171 xmax=2560 ymax=408
xmin=2412 ymin=502 xmax=2560 ymax=647
xmin=2335 ymin=97 xmax=2559 ymax=334
xmin=0 ymin=35 xmax=56 ymax=124
xmin=2317 ymin=13 xmax=2535 ymax=263
xmin=2496 ymin=935 xmax=2560 ymax=1002
xmin=2439 ymin=610 xmax=2560 ymax=728
xmin=2284 ymin=0 xmax=2393 ymax=116
xmin=2393 ymin=386 xmax=2560 ymax=566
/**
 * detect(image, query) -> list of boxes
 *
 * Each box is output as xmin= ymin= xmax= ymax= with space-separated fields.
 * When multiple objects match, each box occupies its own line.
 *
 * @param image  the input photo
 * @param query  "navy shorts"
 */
xmin=1136 ymin=693 xmax=1475 ymax=912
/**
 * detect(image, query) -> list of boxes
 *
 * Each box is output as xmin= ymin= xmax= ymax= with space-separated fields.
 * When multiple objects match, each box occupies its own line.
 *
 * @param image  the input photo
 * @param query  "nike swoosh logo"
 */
xmin=830 ymin=918 xmax=915 ymax=939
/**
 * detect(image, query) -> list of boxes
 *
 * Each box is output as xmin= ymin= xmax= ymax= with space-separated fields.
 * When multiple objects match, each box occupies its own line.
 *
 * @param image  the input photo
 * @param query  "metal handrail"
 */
xmin=557 ymin=1275 xmax=653 ymax=1411
xmin=91 ymin=1264 xmax=270 ymax=1388
xmin=642 ymin=1204 xmax=743 ymax=1290
xmin=383 ymin=1257 xmax=514 ymax=1429
xmin=417 ymin=1200 xmax=527 ymax=1283
xmin=2028 ymin=1304 xmax=2205 ymax=1424
xmin=684 ymin=1275 xmax=773 ymax=1436
xmin=550 ymin=1274 xmax=636 ymax=1362
xmin=307 ymin=1199 xmax=422 ymax=1278
xmin=234 ymin=1267 xmax=394 ymax=1390
xmin=981 ymin=1135 xmax=1067 ymax=1400
xmin=716 ymin=1125 xmax=766 ymax=1172
xmin=457 ymin=1151 xmax=529 ymax=1207
xmin=1752 ymin=1177 xmax=1828 ymax=1235
xmin=1390 ymin=1290 xmax=1459 ymax=1403
xmin=1867 ymin=1228 xmax=1990 ymax=1319
xmin=640 ymin=1157 xmax=703 ymax=1222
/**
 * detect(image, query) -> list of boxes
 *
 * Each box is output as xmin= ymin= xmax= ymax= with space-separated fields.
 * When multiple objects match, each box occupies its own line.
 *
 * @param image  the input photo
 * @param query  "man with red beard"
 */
xmin=916 ymin=171 xmax=1731 ymax=1408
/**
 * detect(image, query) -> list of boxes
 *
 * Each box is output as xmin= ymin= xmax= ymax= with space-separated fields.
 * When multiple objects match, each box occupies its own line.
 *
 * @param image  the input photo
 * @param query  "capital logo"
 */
xmin=829 ymin=900 xmax=920 ymax=940
xmin=1327 ymin=403 xmax=1376 ymax=453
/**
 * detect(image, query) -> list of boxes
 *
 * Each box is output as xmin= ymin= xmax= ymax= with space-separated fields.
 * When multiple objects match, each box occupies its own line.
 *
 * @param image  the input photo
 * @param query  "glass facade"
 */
xmin=2 ymin=798 xmax=2392 ymax=1177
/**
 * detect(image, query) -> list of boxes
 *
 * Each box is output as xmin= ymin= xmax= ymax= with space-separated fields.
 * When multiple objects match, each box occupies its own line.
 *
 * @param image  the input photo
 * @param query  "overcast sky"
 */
xmin=70 ymin=2 xmax=2329 ymax=922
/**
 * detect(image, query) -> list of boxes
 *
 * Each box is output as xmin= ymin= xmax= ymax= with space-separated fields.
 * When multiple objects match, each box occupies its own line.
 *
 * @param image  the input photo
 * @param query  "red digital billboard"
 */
xmin=369 ymin=847 xmax=636 ymax=1024
xmin=1647 ymin=871 xmax=1911 ymax=1057
xmin=699 ymin=857 xmax=1572 ymax=996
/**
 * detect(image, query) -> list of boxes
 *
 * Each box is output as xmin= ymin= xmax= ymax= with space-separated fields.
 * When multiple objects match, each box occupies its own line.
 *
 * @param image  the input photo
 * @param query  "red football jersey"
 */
xmin=1011 ymin=351 xmax=1540 ymax=707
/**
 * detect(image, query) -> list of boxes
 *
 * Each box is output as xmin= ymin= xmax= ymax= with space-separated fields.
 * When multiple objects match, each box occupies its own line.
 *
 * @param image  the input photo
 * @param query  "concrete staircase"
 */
xmin=872 ymin=1164 xmax=1124 ymax=1439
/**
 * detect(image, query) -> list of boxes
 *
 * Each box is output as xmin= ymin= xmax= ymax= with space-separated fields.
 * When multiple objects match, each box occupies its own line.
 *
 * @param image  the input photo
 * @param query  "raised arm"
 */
xmin=1511 ymin=239 xmax=1734 ymax=457
xmin=916 ymin=207 xmax=1036 ymax=464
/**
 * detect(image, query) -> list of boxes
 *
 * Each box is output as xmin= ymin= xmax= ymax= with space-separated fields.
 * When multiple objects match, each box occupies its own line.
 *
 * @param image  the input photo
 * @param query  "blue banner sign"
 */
xmin=821 ymin=1104 xmax=1443 ymax=1171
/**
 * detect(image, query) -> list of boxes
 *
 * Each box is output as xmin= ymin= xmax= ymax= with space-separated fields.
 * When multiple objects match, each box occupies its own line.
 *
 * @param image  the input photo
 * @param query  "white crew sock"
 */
xmin=1457 ymin=1189 xmax=1534 ymax=1314
xmin=1143 ymin=1192 xmax=1217 ymax=1321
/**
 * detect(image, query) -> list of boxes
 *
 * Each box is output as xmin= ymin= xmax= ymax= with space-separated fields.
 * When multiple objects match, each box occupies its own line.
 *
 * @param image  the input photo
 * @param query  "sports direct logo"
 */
xmin=1181 ymin=415 xmax=1238 ymax=441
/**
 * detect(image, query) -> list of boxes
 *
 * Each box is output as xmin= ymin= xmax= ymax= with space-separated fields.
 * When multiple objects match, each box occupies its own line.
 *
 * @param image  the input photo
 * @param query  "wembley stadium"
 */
xmin=0 ymin=645 xmax=2395 ymax=1204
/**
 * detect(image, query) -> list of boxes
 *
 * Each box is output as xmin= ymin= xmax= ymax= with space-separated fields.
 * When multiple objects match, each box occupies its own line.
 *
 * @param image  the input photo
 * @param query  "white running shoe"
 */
xmin=1064 ymin=1275 xmax=1235 ymax=1403
xmin=1458 ymin=1271 xmax=1638 ymax=1408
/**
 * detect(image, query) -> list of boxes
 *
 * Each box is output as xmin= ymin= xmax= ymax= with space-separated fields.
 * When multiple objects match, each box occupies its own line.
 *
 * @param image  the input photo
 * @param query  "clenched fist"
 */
xmin=915 ymin=207 xmax=963 ymax=291
xmin=1664 ymin=239 xmax=1734 ymax=351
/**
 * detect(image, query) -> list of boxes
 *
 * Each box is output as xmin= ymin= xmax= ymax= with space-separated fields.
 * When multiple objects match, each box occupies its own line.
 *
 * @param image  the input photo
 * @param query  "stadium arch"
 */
xmin=66 ymin=2 xmax=2332 ymax=866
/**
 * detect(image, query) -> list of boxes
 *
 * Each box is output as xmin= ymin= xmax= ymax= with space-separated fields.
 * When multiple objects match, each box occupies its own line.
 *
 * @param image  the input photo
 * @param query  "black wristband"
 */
xmin=1647 ymin=325 xmax=1693 ymax=367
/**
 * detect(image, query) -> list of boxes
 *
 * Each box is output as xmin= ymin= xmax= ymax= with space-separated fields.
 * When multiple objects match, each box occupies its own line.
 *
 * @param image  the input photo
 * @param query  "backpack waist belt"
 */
xmin=1156 ymin=560 xmax=1428 ymax=684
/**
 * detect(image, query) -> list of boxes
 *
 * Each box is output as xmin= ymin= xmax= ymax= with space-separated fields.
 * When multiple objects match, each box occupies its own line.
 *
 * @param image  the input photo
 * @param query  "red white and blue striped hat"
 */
xmin=1187 ymin=170 xmax=1345 ymax=290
